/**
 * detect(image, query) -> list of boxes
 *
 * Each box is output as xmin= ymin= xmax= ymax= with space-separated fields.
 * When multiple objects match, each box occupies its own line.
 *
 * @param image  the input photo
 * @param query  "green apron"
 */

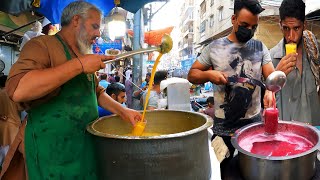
xmin=25 ymin=35 xmax=99 ymax=179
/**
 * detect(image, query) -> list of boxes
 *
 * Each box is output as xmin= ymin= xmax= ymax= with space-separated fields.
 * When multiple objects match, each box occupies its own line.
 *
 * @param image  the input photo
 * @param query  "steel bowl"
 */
xmin=87 ymin=110 xmax=213 ymax=180
xmin=231 ymin=121 xmax=320 ymax=180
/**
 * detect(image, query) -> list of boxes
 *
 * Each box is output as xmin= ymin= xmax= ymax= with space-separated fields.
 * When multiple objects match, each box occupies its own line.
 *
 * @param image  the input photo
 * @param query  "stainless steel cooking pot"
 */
xmin=231 ymin=121 xmax=320 ymax=180
xmin=87 ymin=110 xmax=213 ymax=180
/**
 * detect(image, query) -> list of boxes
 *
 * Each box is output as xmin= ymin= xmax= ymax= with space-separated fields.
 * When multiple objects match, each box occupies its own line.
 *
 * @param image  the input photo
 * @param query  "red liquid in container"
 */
xmin=239 ymin=132 xmax=314 ymax=156
xmin=264 ymin=108 xmax=278 ymax=134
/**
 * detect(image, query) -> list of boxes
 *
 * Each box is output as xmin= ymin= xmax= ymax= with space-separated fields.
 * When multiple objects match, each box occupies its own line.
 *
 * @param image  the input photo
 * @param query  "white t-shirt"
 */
xmin=125 ymin=69 xmax=132 ymax=80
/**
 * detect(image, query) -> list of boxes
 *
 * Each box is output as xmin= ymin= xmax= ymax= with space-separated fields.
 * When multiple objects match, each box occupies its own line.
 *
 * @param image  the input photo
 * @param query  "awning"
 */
xmin=0 ymin=0 xmax=169 ymax=24
xmin=0 ymin=11 xmax=41 ymax=44
xmin=0 ymin=0 xmax=169 ymax=44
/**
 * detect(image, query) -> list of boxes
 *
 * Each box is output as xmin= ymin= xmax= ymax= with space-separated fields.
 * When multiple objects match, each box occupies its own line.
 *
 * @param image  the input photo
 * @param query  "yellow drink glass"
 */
xmin=285 ymin=43 xmax=297 ymax=55
xmin=132 ymin=121 xmax=146 ymax=136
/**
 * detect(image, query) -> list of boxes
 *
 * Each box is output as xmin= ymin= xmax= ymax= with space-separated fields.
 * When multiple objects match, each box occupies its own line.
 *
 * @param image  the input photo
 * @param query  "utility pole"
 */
xmin=132 ymin=9 xmax=144 ymax=110
xmin=130 ymin=2 xmax=169 ymax=110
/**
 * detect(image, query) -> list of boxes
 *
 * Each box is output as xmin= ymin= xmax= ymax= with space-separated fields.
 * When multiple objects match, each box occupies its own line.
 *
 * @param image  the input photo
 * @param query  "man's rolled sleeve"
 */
xmin=197 ymin=44 xmax=212 ymax=67
xmin=5 ymin=37 xmax=54 ymax=110
xmin=262 ymin=43 xmax=272 ymax=65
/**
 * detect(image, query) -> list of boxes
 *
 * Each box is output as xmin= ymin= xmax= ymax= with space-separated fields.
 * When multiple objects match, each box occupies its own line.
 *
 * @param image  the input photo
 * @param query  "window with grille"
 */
xmin=209 ymin=15 xmax=214 ymax=27
xmin=218 ymin=7 xmax=223 ymax=21
xmin=200 ymin=1 xmax=206 ymax=19
xmin=200 ymin=20 xmax=206 ymax=33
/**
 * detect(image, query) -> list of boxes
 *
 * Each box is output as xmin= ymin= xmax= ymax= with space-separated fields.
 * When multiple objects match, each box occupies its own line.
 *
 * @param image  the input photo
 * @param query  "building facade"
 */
xmin=193 ymin=0 xmax=234 ymax=53
xmin=193 ymin=0 xmax=281 ymax=49
xmin=178 ymin=0 xmax=196 ymax=73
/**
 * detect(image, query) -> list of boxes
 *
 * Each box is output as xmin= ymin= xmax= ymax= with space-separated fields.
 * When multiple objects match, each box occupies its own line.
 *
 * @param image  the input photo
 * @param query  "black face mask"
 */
xmin=235 ymin=25 xmax=254 ymax=43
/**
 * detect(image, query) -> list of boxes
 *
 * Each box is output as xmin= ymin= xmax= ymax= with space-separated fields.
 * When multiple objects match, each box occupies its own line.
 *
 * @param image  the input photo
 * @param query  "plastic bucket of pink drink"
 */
xmin=231 ymin=121 xmax=320 ymax=180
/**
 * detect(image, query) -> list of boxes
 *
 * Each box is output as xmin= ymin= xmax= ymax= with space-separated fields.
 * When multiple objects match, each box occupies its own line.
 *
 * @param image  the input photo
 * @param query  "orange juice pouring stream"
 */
xmin=131 ymin=54 xmax=163 ymax=136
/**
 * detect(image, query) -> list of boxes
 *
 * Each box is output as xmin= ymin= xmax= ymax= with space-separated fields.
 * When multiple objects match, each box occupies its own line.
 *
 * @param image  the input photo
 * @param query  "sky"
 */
xmin=149 ymin=0 xmax=182 ymax=30
xmin=262 ymin=0 xmax=320 ymax=15
xmin=146 ymin=0 xmax=183 ymax=69
xmin=148 ymin=0 xmax=182 ymax=49
xmin=306 ymin=0 xmax=320 ymax=14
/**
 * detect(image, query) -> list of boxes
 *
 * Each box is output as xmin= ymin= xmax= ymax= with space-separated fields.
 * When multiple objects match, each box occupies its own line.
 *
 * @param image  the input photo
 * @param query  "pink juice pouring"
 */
xmin=264 ymin=92 xmax=278 ymax=135
xmin=264 ymin=108 xmax=279 ymax=135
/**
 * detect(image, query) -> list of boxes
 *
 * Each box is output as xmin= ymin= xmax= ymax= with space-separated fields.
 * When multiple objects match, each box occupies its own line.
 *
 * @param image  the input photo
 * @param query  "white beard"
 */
xmin=77 ymin=25 xmax=93 ymax=55
xmin=77 ymin=38 xmax=93 ymax=55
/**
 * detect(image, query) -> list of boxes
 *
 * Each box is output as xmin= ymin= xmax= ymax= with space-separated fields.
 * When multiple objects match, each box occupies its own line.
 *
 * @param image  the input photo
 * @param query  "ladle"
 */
xmin=265 ymin=71 xmax=287 ymax=93
xmin=103 ymin=34 xmax=173 ymax=64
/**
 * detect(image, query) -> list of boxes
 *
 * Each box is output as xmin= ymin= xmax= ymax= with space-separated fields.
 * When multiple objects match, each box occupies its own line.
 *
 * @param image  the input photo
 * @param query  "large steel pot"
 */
xmin=87 ymin=110 xmax=213 ymax=180
xmin=231 ymin=121 xmax=320 ymax=180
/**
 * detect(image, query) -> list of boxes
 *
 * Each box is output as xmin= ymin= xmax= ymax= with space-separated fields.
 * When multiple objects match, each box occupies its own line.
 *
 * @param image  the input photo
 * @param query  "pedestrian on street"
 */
xmin=98 ymin=82 xmax=127 ymax=117
xmin=99 ymin=73 xmax=110 ymax=88
xmin=125 ymin=74 xmax=133 ymax=108
xmin=199 ymin=96 xmax=215 ymax=119
xmin=141 ymin=71 xmax=167 ymax=110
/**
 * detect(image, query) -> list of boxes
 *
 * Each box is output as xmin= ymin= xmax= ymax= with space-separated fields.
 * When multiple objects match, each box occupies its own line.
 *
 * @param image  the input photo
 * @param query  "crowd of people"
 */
xmin=97 ymin=68 xmax=169 ymax=111
xmin=0 ymin=0 xmax=319 ymax=179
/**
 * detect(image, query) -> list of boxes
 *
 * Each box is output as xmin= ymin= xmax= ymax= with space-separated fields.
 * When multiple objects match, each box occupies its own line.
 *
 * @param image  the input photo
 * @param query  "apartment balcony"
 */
xmin=182 ymin=13 xmax=194 ymax=27
xmin=180 ymin=2 xmax=194 ymax=18
xmin=178 ymin=40 xmax=193 ymax=52
xmin=183 ymin=29 xmax=194 ymax=38
xmin=182 ymin=42 xmax=193 ymax=50
xmin=179 ymin=28 xmax=193 ymax=44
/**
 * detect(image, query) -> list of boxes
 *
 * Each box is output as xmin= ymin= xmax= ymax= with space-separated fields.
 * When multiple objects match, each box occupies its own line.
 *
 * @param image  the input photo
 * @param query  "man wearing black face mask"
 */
xmin=235 ymin=20 xmax=256 ymax=43
xmin=188 ymin=0 xmax=275 ymax=178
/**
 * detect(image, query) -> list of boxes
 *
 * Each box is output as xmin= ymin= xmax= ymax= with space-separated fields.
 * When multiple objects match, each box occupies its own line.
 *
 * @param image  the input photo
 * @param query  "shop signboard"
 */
xmin=93 ymin=39 xmax=122 ymax=54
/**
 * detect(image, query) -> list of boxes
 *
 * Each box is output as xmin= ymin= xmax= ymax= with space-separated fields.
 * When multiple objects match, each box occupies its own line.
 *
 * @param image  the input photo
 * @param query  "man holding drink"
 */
xmin=270 ymin=0 xmax=320 ymax=125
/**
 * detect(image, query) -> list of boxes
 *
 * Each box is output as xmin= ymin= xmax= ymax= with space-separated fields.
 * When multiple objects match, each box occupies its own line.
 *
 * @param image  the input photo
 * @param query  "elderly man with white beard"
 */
xmin=4 ymin=1 xmax=142 ymax=179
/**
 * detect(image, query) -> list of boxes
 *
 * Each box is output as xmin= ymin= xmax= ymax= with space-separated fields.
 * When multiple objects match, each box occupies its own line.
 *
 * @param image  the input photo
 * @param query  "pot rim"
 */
xmin=231 ymin=120 xmax=320 ymax=160
xmin=86 ymin=110 xmax=213 ymax=140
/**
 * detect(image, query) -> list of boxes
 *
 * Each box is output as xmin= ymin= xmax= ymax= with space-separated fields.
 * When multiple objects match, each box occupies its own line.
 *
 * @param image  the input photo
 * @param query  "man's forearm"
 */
xmin=12 ymin=58 xmax=82 ymax=102
xmin=188 ymin=69 xmax=211 ymax=84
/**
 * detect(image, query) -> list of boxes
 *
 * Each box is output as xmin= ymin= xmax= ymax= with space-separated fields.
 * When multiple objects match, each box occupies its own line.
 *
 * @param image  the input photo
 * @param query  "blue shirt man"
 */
xmin=98 ymin=82 xmax=127 ymax=117
xmin=99 ymin=73 xmax=110 ymax=88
